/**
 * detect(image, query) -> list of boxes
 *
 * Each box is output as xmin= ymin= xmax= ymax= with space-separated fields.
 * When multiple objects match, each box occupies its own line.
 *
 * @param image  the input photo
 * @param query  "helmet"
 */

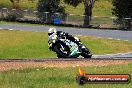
xmin=48 ymin=28 xmax=57 ymax=36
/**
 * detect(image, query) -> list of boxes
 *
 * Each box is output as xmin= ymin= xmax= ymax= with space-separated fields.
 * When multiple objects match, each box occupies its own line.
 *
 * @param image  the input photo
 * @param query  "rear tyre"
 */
xmin=57 ymin=55 xmax=63 ymax=58
xmin=81 ymin=47 xmax=92 ymax=58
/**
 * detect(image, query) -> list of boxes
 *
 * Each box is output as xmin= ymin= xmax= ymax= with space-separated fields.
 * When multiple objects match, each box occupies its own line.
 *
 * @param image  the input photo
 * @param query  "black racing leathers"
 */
xmin=56 ymin=31 xmax=81 ymax=46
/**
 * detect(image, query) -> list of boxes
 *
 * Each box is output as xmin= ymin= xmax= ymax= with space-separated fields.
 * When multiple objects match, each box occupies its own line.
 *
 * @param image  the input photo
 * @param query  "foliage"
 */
xmin=10 ymin=0 xmax=14 ymax=3
xmin=64 ymin=0 xmax=83 ymax=7
xmin=112 ymin=0 xmax=132 ymax=18
xmin=37 ymin=0 xmax=65 ymax=13
xmin=63 ymin=0 xmax=96 ymax=26
xmin=0 ymin=0 xmax=113 ymax=16
xmin=4 ymin=11 xmax=23 ymax=21
xmin=112 ymin=0 xmax=132 ymax=29
xmin=37 ymin=0 xmax=65 ymax=23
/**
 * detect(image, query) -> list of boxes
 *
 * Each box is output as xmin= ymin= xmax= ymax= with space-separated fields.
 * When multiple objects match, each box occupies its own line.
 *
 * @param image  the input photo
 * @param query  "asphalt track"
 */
xmin=0 ymin=24 xmax=132 ymax=58
xmin=0 ymin=24 xmax=132 ymax=41
xmin=0 ymin=58 xmax=132 ymax=62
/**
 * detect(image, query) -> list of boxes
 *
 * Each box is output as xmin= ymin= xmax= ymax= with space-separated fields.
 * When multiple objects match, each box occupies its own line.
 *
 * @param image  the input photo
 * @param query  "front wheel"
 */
xmin=53 ymin=42 xmax=71 ymax=58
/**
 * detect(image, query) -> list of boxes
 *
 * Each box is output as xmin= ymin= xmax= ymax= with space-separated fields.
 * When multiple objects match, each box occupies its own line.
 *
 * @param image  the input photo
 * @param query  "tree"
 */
xmin=112 ymin=0 xmax=132 ymax=29
xmin=28 ymin=0 xmax=35 ymax=3
xmin=10 ymin=0 xmax=20 ymax=9
xmin=112 ymin=0 xmax=132 ymax=19
xmin=37 ymin=0 xmax=65 ymax=23
xmin=64 ymin=0 xmax=96 ymax=27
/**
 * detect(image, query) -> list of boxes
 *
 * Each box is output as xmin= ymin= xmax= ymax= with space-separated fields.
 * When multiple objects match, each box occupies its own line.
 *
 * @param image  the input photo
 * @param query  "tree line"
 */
xmin=9 ymin=0 xmax=132 ymax=29
xmin=37 ymin=0 xmax=131 ymax=28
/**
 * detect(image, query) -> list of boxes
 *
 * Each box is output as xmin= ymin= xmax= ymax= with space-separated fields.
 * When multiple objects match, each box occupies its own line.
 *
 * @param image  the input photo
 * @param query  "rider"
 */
xmin=48 ymin=28 xmax=82 ymax=46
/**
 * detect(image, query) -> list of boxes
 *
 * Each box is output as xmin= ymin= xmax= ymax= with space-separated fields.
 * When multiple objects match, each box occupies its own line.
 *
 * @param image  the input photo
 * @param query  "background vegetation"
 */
xmin=0 ymin=0 xmax=113 ymax=17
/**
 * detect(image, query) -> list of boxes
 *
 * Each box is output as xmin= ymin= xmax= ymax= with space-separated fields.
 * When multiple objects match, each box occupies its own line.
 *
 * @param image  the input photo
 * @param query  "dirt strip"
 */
xmin=0 ymin=60 xmax=132 ymax=72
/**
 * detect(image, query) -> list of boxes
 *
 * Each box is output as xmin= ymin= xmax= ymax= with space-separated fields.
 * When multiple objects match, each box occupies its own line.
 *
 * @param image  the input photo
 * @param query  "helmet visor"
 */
xmin=48 ymin=33 xmax=53 ymax=36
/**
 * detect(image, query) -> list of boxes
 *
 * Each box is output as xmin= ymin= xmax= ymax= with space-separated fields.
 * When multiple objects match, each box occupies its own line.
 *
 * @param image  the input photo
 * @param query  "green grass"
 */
xmin=0 ymin=0 xmax=37 ymax=11
xmin=0 ymin=0 xmax=113 ymax=17
xmin=92 ymin=0 xmax=113 ymax=17
xmin=0 ymin=30 xmax=132 ymax=59
xmin=0 ymin=63 xmax=132 ymax=88
xmin=80 ymin=36 xmax=132 ymax=54
xmin=0 ymin=21 xmax=79 ymax=28
xmin=0 ymin=30 xmax=56 ymax=59
xmin=0 ymin=21 xmax=56 ymax=27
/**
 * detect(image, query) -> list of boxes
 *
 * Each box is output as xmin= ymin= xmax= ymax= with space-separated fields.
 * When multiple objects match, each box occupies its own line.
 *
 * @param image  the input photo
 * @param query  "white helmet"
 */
xmin=48 ymin=28 xmax=57 ymax=36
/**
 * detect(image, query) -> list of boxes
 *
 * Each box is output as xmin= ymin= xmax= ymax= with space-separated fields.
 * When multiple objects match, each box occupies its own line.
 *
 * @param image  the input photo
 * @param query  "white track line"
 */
xmin=108 ymin=38 xmax=113 ymax=40
xmin=9 ymin=29 xmax=13 ymax=30
xmin=93 ymin=52 xmax=132 ymax=57
xmin=97 ymin=37 xmax=103 ymax=38
xmin=117 ymin=39 xmax=121 ymax=40
xmin=76 ymin=35 xmax=82 ymax=36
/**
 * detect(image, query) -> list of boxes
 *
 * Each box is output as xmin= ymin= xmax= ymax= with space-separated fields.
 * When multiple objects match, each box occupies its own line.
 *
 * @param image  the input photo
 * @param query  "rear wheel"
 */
xmin=57 ymin=55 xmax=63 ymax=58
xmin=81 ymin=47 xmax=92 ymax=58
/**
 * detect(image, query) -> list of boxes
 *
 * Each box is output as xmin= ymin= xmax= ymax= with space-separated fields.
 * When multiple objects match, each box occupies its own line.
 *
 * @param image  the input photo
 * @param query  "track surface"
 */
xmin=0 ymin=24 xmax=132 ymax=40
xmin=93 ymin=52 xmax=132 ymax=58
xmin=0 ymin=58 xmax=132 ymax=62
xmin=0 ymin=59 xmax=132 ymax=72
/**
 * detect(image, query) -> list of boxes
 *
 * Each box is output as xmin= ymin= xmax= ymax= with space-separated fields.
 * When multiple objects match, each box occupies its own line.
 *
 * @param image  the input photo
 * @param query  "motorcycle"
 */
xmin=48 ymin=33 xmax=92 ymax=58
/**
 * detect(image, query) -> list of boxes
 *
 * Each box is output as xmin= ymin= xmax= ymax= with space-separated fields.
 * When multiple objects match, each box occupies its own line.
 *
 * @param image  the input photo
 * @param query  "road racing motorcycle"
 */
xmin=48 ymin=33 xmax=92 ymax=58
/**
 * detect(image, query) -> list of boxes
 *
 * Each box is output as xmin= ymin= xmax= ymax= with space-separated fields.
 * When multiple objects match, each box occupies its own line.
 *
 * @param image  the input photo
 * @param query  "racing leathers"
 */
xmin=55 ymin=31 xmax=82 ymax=46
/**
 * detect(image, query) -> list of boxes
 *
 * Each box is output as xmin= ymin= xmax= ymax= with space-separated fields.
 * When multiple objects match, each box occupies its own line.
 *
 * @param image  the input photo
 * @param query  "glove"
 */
xmin=74 ymin=37 xmax=80 ymax=42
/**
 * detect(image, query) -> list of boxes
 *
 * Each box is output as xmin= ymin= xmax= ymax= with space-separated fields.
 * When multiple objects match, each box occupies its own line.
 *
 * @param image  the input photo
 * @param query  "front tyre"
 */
xmin=53 ymin=43 xmax=70 ymax=58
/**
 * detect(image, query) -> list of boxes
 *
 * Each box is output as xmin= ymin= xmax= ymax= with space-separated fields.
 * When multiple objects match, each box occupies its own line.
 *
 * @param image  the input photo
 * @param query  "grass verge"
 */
xmin=0 ymin=63 xmax=132 ymax=88
xmin=0 ymin=21 xmax=82 ymax=29
xmin=0 ymin=30 xmax=132 ymax=59
xmin=0 ymin=21 xmax=55 ymax=27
